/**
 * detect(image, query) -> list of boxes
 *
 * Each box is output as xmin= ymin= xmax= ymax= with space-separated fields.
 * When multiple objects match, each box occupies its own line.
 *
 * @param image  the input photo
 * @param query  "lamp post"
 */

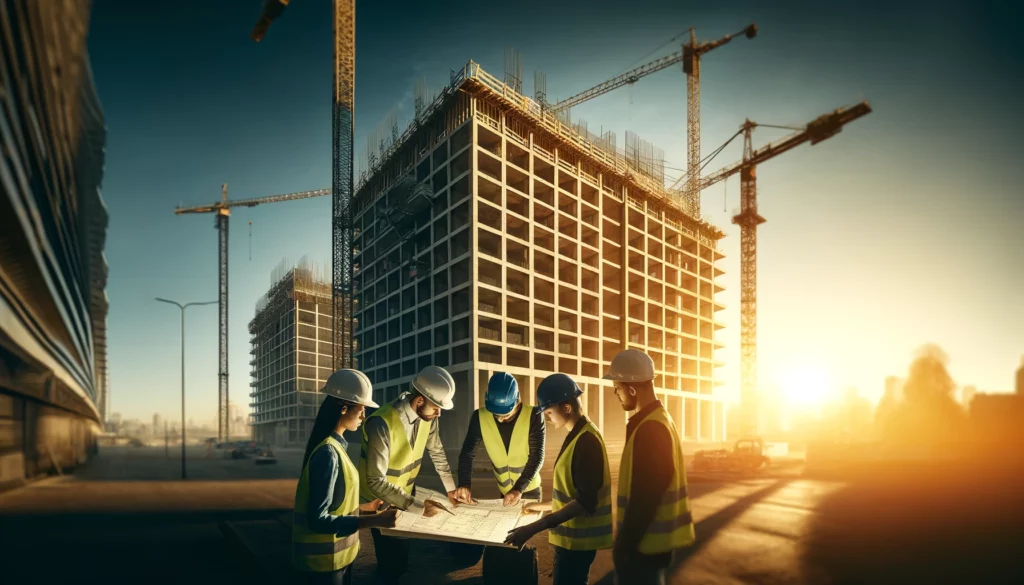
xmin=156 ymin=297 xmax=216 ymax=479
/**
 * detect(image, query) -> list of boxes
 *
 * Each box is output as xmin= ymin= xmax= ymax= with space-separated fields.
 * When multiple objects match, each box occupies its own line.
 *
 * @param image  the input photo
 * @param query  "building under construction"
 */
xmin=353 ymin=61 xmax=727 ymax=452
xmin=248 ymin=262 xmax=337 ymax=445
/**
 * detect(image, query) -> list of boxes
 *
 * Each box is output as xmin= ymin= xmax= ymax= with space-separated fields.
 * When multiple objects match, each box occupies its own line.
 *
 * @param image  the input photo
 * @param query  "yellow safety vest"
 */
xmin=358 ymin=397 xmax=430 ymax=501
xmin=292 ymin=436 xmax=360 ymax=572
xmin=549 ymin=420 xmax=613 ymax=550
xmin=617 ymin=405 xmax=695 ymax=554
xmin=479 ymin=406 xmax=542 ymax=495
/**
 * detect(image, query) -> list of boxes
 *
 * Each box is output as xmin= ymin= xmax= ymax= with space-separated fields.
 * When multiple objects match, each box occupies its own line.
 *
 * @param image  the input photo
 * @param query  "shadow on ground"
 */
xmin=800 ymin=455 xmax=1024 ymax=585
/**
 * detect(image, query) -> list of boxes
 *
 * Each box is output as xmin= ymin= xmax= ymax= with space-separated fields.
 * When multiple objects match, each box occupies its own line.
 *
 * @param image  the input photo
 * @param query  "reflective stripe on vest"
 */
xmin=617 ymin=406 xmax=695 ymax=554
xmin=292 ymin=436 xmax=360 ymax=572
xmin=358 ymin=397 xmax=430 ymax=501
xmin=478 ymin=406 xmax=541 ymax=495
xmin=549 ymin=421 xmax=613 ymax=551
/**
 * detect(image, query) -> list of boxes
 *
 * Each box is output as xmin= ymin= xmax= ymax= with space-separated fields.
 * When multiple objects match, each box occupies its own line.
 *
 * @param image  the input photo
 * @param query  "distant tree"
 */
xmin=882 ymin=344 xmax=967 ymax=445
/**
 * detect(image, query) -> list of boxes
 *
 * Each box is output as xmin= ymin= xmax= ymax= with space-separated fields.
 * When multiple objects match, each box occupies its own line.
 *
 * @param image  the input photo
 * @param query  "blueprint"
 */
xmin=380 ymin=487 xmax=542 ymax=547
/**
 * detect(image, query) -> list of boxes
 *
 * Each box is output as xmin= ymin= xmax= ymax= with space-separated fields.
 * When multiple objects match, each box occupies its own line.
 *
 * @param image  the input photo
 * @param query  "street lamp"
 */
xmin=155 ymin=297 xmax=216 ymax=479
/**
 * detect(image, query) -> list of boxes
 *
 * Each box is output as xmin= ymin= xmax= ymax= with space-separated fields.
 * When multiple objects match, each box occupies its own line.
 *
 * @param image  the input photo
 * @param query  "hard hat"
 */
xmin=485 ymin=372 xmax=520 ymax=415
xmin=603 ymin=348 xmax=655 ymax=383
xmin=323 ymin=369 xmax=379 ymax=408
xmin=410 ymin=365 xmax=455 ymax=410
xmin=536 ymin=373 xmax=583 ymax=410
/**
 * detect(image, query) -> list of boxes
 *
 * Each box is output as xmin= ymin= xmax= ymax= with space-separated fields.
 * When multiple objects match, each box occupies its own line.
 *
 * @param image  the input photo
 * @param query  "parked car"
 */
xmin=231 ymin=441 xmax=275 ymax=463
xmin=692 ymin=436 xmax=771 ymax=473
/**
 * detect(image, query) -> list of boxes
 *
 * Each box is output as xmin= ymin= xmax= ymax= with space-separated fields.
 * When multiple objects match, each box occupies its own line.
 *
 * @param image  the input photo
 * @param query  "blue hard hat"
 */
xmin=536 ymin=373 xmax=583 ymax=410
xmin=485 ymin=372 xmax=520 ymax=415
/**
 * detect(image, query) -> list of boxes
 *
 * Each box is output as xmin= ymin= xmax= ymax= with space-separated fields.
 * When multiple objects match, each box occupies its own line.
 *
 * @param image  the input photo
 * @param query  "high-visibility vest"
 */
xmin=549 ymin=420 xmax=613 ymax=550
xmin=617 ymin=405 xmax=695 ymax=554
xmin=292 ymin=436 xmax=360 ymax=572
xmin=478 ymin=406 xmax=542 ymax=495
xmin=358 ymin=397 xmax=430 ymax=501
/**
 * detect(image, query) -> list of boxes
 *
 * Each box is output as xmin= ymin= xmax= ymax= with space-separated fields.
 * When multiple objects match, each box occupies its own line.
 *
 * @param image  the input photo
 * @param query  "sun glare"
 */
xmin=780 ymin=364 xmax=833 ymax=411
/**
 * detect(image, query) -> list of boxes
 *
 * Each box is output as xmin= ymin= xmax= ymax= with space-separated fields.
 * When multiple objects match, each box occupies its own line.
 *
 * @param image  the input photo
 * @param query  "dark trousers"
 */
xmin=294 ymin=565 xmax=352 ymax=585
xmin=614 ymin=565 xmax=667 ymax=585
xmin=552 ymin=546 xmax=596 ymax=585
xmin=371 ymin=527 xmax=410 ymax=584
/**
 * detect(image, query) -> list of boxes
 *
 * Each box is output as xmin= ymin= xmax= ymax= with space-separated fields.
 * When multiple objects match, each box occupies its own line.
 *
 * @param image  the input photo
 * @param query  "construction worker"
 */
xmin=358 ymin=365 xmax=460 ymax=584
xmin=504 ymin=373 xmax=612 ymax=585
xmin=454 ymin=372 xmax=544 ymax=506
xmin=292 ymin=369 xmax=398 ymax=585
xmin=605 ymin=349 xmax=695 ymax=585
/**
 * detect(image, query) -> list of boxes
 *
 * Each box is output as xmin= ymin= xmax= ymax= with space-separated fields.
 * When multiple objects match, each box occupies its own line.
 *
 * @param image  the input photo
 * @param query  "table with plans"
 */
xmin=379 ymin=487 xmax=543 ymax=547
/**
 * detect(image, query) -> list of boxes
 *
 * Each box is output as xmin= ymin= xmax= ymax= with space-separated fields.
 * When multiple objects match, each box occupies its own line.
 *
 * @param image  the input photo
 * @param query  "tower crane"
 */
xmin=671 ymin=101 xmax=873 ymax=433
xmin=174 ymin=185 xmax=330 ymax=441
xmin=542 ymin=23 xmax=758 ymax=216
xmin=251 ymin=0 xmax=357 ymax=371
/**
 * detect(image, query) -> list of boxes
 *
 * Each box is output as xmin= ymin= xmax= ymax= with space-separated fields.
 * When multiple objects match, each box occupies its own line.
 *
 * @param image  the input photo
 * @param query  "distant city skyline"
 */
xmin=88 ymin=0 xmax=1023 ymax=421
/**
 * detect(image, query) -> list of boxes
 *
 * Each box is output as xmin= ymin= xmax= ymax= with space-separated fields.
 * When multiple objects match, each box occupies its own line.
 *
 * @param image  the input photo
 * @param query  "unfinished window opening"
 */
xmin=478 ymin=258 xmax=502 ymax=289
xmin=534 ymin=329 xmax=554 ymax=352
xmin=480 ymin=343 xmax=502 ymax=365
xmin=558 ymin=285 xmax=577 ymax=311
xmin=478 ymin=124 xmax=502 ymax=155
xmin=581 ymin=248 xmax=599 ymax=272
xmin=533 ymin=225 xmax=555 ymax=252
xmin=628 ymin=273 xmax=644 ymax=297
xmin=535 ymin=251 xmax=555 ymax=279
xmin=533 ymin=179 xmax=555 ymax=208
xmin=628 ymin=322 xmax=644 ymax=345
xmin=479 ymin=317 xmax=502 ymax=343
xmin=581 ymin=318 xmax=599 ymax=339
xmin=478 ymin=229 xmax=501 ymax=261
xmin=506 ymin=323 xmax=528 ymax=348
xmin=535 ymin=305 xmax=554 ymax=329
xmin=506 ymin=164 xmax=529 ymax=195
xmin=507 ymin=268 xmax=529 ymax=297
xmin=508 ymin=348 xmax=529 ymax=369
xmin=602 ymin=265 xmax=621 ymax=292
xmin=534 ymin=156 xmax=554 ymax=184
xmin=508 ymin=297 xmax=529 ymax=322
xmin=478 ymin=287 xmax=501 ymax=316
xmin=452 ymin=287 xmax=471 ymax=316
xmin=557 ymin=191 xmax=577 ymax=217
xmin=581 ymin=293 xmax=598 ymax=317
xmin=477 ymin=174 xmax=502 ymax=207
xmin=558 ymin=311 xmax=577 ymax=333
xmin=506 ymin=189 xmax=528 ymax=219
xmin=535 ymin=353 xmax=554 ymax=371
xmin=534 ymin=201 xmax=555 ymax=230
xmin=557 ymin=357 xmax=578 ymax=376
xmin=478 ymin=200 xmax=502 ymax=232
xmin=558 ymin=259 xmax=577 ymax=286
xmin=534 ymin=277 xmax=554 ymax=305
xmin=452 ymin=317 xmax=470 ymax=343
xmin=478 ymin=149 xmax=502 ymax=182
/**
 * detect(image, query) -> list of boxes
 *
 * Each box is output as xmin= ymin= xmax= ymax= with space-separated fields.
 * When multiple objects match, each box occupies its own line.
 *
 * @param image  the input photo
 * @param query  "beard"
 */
xmin=619 ymin=391 xmax=638 ymax=411
xmin=416 ymin=403 xmax=439 ymax=421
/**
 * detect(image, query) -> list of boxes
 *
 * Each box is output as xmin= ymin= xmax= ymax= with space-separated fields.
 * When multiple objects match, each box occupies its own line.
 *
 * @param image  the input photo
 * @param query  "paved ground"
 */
xmin=2 ymin=446 xmax=1021 ymax=584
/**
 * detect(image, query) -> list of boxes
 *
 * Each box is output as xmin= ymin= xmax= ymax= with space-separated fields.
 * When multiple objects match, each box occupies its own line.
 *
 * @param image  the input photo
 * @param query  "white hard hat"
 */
xmin=323 ymin=369 xmax=379 ymax=408
xmin=603 ymin=349 xmax=655 ymax=383
xmin=410 ymin=366 xmax=455 ymax=410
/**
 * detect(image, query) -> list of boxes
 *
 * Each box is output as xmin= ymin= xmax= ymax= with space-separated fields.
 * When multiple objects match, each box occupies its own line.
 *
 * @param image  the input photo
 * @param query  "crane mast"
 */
xmin=333 ymin=0 xmax=356 ymax=370
xmin=680 ymin=101 xmax=872 ymax=433
xmin=175 ymin=184 xmax=331 ymax=441
xmin=250 ymin=0 xmax=357 ymax=370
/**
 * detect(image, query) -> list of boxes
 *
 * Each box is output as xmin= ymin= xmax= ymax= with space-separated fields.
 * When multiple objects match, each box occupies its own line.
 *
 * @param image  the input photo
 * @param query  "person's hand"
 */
xmin=370 ymin=508 xmax=399 ymax=529
xmin=423 ymin=500 xmax=447 ymax=518
xmin=502 ymin=489 xmax=522 ymax=507
xmin=503 ymin=523 xmax=539 ymax=551
xmin=359 ymin=498 xmax=384 ymax=513
xmin=447 ymin=490 xmax=461 ymax=507
xmin=523 ymin=502 xmax=548 ymax=513
xmin=453 ymin=486 xmax=475 ymax=505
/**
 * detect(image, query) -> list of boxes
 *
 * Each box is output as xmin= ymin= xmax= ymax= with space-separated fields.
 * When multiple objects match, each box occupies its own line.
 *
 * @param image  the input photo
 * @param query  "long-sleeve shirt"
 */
xmin=558 ymin=416 xmax=605 ymax=515
xmin=617 ymin=400 xmax=674 ymax=568
xmin=362 ymin=393 xmax=457 ymax=509
xmin=457 ymin=405 xmax=545 ymax=493
xmin=304 ymin=432 xmax=360 ymax=536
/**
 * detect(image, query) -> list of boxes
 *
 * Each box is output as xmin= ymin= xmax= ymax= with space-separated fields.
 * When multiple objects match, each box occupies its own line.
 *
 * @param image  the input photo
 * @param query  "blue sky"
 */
xmin=87 ymin=0 xmax=1023 ymax=422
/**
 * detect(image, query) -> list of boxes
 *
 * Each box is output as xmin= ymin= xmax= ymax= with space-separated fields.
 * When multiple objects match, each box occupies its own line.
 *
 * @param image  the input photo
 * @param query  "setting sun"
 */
xmin=779 ymin=363 xmax=834 ymax=411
